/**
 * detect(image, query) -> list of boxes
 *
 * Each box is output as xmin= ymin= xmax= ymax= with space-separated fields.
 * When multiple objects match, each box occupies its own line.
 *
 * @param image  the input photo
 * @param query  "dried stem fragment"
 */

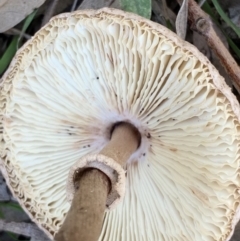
xmin=177 ymin=0 xmax=240 ymax=93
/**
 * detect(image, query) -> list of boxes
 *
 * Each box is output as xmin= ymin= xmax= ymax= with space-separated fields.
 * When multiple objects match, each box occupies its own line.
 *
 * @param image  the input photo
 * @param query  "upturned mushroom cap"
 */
xmin=1 ymin=8 xmax=240 ymax=241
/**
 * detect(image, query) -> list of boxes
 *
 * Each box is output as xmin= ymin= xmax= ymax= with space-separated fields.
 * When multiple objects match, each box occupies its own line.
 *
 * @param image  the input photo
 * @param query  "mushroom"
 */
xmin=1 ymin=8 xmax=240 ymax=241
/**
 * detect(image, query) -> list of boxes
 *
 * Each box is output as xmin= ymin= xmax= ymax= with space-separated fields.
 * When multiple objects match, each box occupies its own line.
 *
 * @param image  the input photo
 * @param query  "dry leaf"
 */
xmin=0 ymin=0 xmax=46 ymax=33
xmin=176 ymin=0 xmax=188 ymax=39
xmin=0 ymin=0 xmax=7 ymax=8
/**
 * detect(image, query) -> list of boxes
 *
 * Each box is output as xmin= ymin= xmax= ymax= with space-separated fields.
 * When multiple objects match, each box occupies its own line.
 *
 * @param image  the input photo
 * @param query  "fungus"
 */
xmin=0 ymin=8 xmax=240 ymax=241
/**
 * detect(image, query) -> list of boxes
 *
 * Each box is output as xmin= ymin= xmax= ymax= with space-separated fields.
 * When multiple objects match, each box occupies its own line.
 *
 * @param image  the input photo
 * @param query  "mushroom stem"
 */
xmin=54 ymin=122 xmax=140 ymax=241
xmin=54 ymin=168 xmax=110 ymax=241
xmin=100 ymin=122 xmax=141 ymax=165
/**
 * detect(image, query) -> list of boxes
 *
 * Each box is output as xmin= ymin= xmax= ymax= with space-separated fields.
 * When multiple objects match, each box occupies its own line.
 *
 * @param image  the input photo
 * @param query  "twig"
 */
xmin=4 ymin=28 xmax=31 ymax=40
xmin=0 ymin=219 xmax=50 ymax=241
xmin=177 ymin=0 xmax=240 ymax=93
xmin=41 ymin=0 xmax=59 ymax=27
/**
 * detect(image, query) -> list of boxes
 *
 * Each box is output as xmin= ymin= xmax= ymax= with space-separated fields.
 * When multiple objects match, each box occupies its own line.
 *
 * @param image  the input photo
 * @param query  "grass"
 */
xmin=0 ymin=201 xmax=29 ymax=241
xmin=202 ymin=0 xmax=240 ymax=59
xmin=0 ymin=36 xmax=18 ymax=75
xmin=211 ymin=0 xmax=240 ymax=38
xmin=0 ymin=10 xmax=37 ymax=76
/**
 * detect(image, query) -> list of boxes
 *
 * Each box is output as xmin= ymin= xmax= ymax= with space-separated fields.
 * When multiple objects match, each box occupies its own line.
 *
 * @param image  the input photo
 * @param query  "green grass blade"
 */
xmin=120 ymin=0 xmax=151 ymax=19
xmin=0 ymin=202 xmax=24 ymax=211
xmin=201 ymin=1 xmax=216 ymax=18
xmin=6 ymin=231 xmax=30 ymax=241
xmin=211 ymin=0 xmax=240 ymax=38
xmin=166 ymin=20 xmax=174 ymax=31
xmin=18 ymin=9 xmax=38 ymax=47
xmin=6 ymin=232 xmax=19 ymax=241
xmin=0 ymin=10 xmax=37 ymax=75
xmin=0 ymin=36 xmax=18 ymax=75
xmin=202 ymin=1 xmax=240 ymax=59
xmin=22 ymin=10 xmax=37 ymax=33
xmin=0 ymin=208 xmax=4 ymax=218
xmin=226 ymin=37 xmax=240 ymax=59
